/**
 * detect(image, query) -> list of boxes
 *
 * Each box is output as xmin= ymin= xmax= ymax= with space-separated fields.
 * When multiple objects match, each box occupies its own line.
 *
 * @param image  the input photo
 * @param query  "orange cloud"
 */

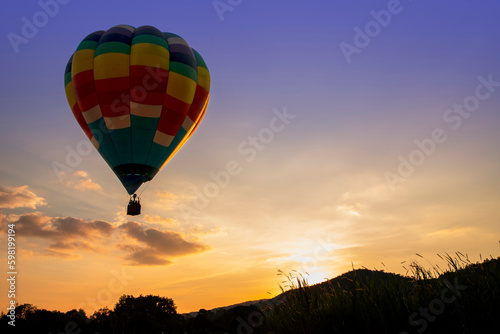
xmin=0 ymin=185 xmax=46 ymax=209
xmin=153 ymin=190 xmax=194 ymax=210
xmin=118 ymin=221 xmax=210 ymax=266
xmin=63 ymin=170 xmax=103 ymax=192
xmin=4 ymin=213 xmax=116 ymax=258
xmin=13 ymin=213 xmax=115 ymax=239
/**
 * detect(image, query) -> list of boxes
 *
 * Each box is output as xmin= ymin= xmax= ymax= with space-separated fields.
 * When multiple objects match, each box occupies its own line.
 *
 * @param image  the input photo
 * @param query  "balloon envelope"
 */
xmin=64 ymin=25 xmax=210 ymax=194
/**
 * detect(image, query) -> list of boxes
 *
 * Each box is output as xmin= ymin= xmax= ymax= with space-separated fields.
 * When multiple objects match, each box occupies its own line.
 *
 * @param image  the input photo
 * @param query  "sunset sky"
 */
xmin=1 ymin=0 xmax=500 ymax=315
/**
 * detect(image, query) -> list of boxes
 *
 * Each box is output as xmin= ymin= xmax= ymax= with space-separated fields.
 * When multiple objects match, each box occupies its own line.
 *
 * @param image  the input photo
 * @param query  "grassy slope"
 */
xmin=262 ymin=254 xmax=500 ymax=334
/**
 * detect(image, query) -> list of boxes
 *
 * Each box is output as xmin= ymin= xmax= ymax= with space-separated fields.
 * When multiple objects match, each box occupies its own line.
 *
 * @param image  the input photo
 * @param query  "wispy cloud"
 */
xmin=63 ymin=170 xmax=103 ymax=192
xmin=0 ymin=185 xmax=46 ymax=209
xmin=426 ymin=227 xmax=477 ymax=238
xmin=17 ymin=248 xmax=81 ymax=260
xmin=48 ymin=240 xmax=96 ymax=252
xmin=119 ymin=245 xmax=173 ymax=266
xmin=153 ymin=190 xmax=194 ymax=210
xmin=118 ymin=221 xmax=210 ymax=266
xmin=188 ymin=225 xmax=227 ymax=240
xmin=43 ymin=249 xmax=82 ymax=259
xmin=143 ymin=214 xmax=177 ymax=226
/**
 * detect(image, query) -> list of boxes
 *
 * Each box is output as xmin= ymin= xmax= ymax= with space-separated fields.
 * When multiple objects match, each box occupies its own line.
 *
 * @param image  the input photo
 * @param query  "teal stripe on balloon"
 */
xmin=109 ymin=128 xmax=133 ymax=164
xmin=131 ymin=115 xmax=159 ymax=164
xmin=147 ymin=127 xmax=189 ymax=170
xmin=131 ymin=34 xmax=169 ymax=49
xmin=64 ymin=71 xmax=72 ymax=87
xmin=95 ymin=42 xmax=131 ymax=56
xmin=193 ymin=49 xmax=209 ymax=70
xmin=169 ymin=62 xmax=197 ymax=81
xmin=146 ymin=142 xmax=168 ymax=169
xmin=76 ymin=40 xmax=98 ymax=52
xmin=87 ymin=119 xmax=121 ymax=167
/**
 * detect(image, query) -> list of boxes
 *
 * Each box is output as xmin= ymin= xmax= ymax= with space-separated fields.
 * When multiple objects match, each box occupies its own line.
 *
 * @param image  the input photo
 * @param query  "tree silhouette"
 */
xmin=113 ymin=294 xmax=177 ymax=334
xmin=91 ymin=307 xmax=114 ymax=333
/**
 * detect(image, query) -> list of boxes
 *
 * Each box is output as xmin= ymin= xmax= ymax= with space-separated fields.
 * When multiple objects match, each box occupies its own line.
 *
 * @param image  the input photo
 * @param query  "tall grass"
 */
xmin=263 ymin=253 xmax=500 ymax=334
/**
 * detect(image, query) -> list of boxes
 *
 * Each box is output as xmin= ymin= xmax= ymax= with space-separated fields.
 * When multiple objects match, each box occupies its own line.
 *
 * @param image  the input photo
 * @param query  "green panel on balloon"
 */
xmin=131 ymin=114 xmax=159 ymax=130
xmin=109 ymin=128 xmax=133 ymax=164
xmin=131 ymin=35 xmax=169 ymax=49
xmin=95 ymin=42 xmax=131 ymax=57
xmin=88 ymin=119 xmax=121 ymax=168
xmin=170 ymin=62 xmax=197 ymax=81
xmin=132 ymin=129 xmax=155 ymax=164
xmin=64 ymin=72 xmax=72 ymax=87
xmin=146 ymin=142 xmax=169 ymax=169
xmin=148 ymin=127 xmax=189 ymax=170
xmin=131 ymin=115 xmax=158 ymax=164
xmin=76 ymin=40 xmax=98 ymax=52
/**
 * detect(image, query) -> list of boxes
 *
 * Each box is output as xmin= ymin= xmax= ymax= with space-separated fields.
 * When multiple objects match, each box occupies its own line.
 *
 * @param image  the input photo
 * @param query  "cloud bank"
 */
xmin=119 ymin=221 xmax=209 ymax=266
xmin=0 ymin=186 xmax=210 ymax=265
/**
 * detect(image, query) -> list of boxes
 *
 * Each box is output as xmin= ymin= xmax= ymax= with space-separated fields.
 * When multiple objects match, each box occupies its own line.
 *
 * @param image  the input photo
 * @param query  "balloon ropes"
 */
xmin=64 ymin=24 xmax=210 ymax=215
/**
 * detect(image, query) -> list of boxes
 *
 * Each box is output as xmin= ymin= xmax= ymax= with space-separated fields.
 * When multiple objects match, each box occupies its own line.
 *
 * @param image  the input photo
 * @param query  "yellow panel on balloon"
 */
xmin=130 ymin=43 xmax=169 ymax=69
xmin=197 ymin=67 xmax=211 ymax=91
xmin=94 ymin=53 xmax=130 ymax=80
xmin=166 ymin=72 xmax=196 ymax=104
xmin=65 ymin=82 xmax=76 ymax=108
xmin=71 ymin=49 xmax=95 ymax=76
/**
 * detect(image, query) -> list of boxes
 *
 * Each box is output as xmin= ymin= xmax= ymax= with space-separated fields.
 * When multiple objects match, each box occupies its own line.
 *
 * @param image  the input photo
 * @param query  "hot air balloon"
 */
xmin=64 ymin=24 xmax=210 ymax=215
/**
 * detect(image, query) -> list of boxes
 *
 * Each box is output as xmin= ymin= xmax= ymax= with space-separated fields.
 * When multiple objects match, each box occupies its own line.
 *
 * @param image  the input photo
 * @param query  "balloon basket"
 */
xmin=127 ymin=195 xmax=141 ymax=216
